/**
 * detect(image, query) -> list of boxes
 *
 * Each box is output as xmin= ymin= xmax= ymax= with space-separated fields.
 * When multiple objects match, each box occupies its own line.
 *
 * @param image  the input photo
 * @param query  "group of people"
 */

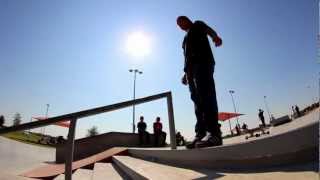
xmin=234 ymin=123 xmax=248 ymax=135
xmin=233 ymin=108 xmax=267 ymax=136
xmin=137 ymin=116 xmax=165 ymax=147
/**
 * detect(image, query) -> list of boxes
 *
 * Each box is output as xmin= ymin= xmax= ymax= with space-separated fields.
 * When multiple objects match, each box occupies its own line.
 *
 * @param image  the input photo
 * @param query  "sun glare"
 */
xmin=126 ymin=31 xmax=151 ymax=58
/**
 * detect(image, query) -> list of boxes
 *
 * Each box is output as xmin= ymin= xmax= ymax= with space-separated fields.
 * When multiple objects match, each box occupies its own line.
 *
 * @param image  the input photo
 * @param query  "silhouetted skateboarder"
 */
xmin=258 ymin=109 xmax=266 ymax=127
xmin=176 ymin=16 xmax=223 ymax=149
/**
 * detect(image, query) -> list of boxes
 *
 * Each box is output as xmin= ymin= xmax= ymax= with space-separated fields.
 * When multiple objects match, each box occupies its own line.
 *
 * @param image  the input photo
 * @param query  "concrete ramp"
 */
xmin=21 ymin=147 xmax=128 ymax=178
xmin=129 ymin=121 xmax=318 ymax=169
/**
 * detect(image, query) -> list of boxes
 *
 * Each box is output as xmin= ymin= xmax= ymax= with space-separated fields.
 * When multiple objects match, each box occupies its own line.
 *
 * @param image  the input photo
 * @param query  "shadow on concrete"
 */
xmin=191 ymin=170 xmax=225 ymax=180
xmin=194 ymin=162 xmax=317 ymax=175
xmin=212 ymin=161 xmax=318 ymax=174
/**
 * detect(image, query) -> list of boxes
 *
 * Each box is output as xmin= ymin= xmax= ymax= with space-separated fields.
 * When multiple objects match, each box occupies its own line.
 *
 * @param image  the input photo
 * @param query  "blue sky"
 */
xmin=0 ymin=0 xmax=319 ymax=140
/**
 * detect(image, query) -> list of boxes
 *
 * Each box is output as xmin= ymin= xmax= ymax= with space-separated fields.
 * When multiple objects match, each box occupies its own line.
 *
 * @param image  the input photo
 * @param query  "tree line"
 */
xmin=0 ymin=113 xmax=22 ymax=127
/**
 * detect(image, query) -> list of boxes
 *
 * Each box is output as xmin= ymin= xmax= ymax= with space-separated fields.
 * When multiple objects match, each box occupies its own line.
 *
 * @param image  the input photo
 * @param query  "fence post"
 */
xmin=65 ymin=118 xmax=77 ymax=180
xmin=167 ymin=92 xmax=176 ymax=149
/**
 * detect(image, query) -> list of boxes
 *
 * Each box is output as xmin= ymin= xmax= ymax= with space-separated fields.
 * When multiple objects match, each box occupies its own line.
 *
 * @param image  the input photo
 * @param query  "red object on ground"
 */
xmin=218 ymin=112 xmax=244 ymax=121
xmin=21 ymin=147 xmax=128 ymax=178
xmin=33 ymin=117 xmax=70 ymax=128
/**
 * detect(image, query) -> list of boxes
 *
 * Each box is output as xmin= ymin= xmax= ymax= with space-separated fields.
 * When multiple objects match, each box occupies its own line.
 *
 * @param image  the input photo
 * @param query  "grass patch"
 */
xmin=2 ymin=131 xmax=54 ymax=148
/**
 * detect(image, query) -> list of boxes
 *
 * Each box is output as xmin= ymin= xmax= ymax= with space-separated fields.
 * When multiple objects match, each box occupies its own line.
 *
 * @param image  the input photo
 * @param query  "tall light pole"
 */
xmin=45 ymin=104 xmax=50 ymax=118
xmin=129 ymin=69 xmax=143 ymax=133
xmin=229 ymin=90 xmax=240 ymax=126
xmin=42 ymin=104 xmax=50 ymax=136
xmin=263 ymin=96 xmax=272 ymax=122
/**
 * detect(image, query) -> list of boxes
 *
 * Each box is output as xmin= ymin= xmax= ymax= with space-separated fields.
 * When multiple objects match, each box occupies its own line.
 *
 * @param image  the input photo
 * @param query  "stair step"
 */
xmin=52 ymin=169 xmax=93 ymax=180
xmin=53 ymin=174 xmax=64 ymax=180
xmin=112 ymin=156 xmax=207 ymax=179
xmin=53 ymin=169 xmax=94 ymax=180
xmin=72 ymin=169 xmax=93 ymax=180
xmin=93 ymin=163 xmax=125 ymax=180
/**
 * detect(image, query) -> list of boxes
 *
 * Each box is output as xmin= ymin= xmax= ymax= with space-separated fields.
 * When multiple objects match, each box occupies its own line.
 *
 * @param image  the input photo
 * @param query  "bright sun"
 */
xmin=126 ymin=31 xmax=151 ymax=58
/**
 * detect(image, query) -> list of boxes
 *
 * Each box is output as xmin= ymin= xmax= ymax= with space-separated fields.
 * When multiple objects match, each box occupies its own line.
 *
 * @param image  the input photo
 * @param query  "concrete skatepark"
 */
xmin=0 ymin=106 xmax=318 ymax=179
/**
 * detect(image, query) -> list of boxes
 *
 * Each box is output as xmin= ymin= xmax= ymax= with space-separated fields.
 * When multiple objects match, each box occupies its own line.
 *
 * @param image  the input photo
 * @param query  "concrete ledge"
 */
xmin=56 ymin=132 xmax=165 ymax=163
xmin=129 ymin=121 xmax=319 ymax=169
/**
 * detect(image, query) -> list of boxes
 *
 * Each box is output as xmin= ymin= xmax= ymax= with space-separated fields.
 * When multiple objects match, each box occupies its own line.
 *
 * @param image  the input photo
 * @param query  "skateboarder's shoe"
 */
xmin=186 ymin=133 xmax=206 ymax=149
xmin=195 ymin=135 xmax=222 ymax=148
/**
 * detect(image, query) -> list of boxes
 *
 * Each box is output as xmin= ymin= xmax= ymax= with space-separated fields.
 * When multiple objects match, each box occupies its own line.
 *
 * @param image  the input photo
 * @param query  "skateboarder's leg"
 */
xmin=189 ymin=76 xmax=206 ymax=138
xmin=195 ymin=67 xmax=222 ymax=147
xmin=186 ymin=77 xmax=206 ymax=149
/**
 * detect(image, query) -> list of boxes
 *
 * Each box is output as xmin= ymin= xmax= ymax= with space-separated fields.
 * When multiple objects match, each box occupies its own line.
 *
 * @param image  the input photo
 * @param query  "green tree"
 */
xmin=0 ymin=115 xmax=5 ymax=127
xmin=13 ymin=113 xmax=22 ymax=126
xmin=86 ymin=126 xmax=99 ymax=137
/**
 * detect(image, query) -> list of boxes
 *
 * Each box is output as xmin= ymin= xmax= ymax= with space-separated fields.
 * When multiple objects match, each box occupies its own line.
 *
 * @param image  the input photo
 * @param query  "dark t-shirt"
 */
xmin=183 ymin=21 xmax=215 ymax=73
xmin=137 ymin=122 xmax=146 ymax=132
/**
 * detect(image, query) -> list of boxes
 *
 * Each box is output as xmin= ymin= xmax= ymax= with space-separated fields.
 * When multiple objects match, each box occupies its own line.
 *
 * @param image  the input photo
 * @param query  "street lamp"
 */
xmin=263 ymin=96 xmax=272 ymax=122
xmin=42 ymin=104 xmax=50 ymax=136
xmin=229 ymin=90 xmax=240 ymax=126
xmin=129 ymin=69 xmax=143 ymax=133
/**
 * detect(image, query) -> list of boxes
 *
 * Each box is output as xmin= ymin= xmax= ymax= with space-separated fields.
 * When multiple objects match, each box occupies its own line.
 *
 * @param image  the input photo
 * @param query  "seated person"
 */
xmin=242 ymin=123 xmax=248 ymax=133
xmin=176 ymin=131 xmax=185 ymax=146
xmin=137 ymin=116 xmax=149 ymax=146
xmin=153 ymin=117 xmax=163 ymax=147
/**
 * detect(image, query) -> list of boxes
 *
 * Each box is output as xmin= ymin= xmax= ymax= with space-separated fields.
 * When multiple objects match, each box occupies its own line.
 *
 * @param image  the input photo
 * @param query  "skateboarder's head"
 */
xmin=140 ymin=116 xmax=144 ymax=122
xmin=177 ymin=16 xmax=193 ymax=31
xmin=156 ymin=117 xmax=161 ymax=122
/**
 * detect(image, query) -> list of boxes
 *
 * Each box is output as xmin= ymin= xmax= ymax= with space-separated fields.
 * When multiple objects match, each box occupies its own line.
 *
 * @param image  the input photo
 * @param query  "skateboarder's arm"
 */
xmin=204 ymin=23 xmax=222 ymax=47
xmin=181 ymin=37 xmax=189 ymax=85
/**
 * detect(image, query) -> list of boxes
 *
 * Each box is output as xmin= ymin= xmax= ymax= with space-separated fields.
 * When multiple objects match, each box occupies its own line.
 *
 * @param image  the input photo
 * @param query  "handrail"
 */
xmin=0 ymin=91 xmax=176 ymax=180
xmin=0 ymin=92 xmax=170 ymax=135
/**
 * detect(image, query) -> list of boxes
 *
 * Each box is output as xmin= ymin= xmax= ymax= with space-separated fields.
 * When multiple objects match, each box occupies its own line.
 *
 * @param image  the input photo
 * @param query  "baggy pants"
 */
xmin=187 ymin=63 xmax=220 ymax=137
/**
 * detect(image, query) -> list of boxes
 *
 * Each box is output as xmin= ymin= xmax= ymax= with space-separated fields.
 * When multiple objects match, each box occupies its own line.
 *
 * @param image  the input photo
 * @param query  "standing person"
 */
xmin=176 ymin=16 xmax=223 ymax=148
xmin=153 ymin=117 xmax=163 ymax=147
xmin=137 ymin=116 xmax=149 ymax=146
xmin=235 ymin=124 xmax=241 ymax=135
xmin=258 ymin=109 xmax=266 ymax=127
xmin=295 ymin=105 xmax=301 ymax=117
xmin=291 ymin=106 xmax=296 ymax=116
xmin=0 ymin=115 xmax=4 ymax=127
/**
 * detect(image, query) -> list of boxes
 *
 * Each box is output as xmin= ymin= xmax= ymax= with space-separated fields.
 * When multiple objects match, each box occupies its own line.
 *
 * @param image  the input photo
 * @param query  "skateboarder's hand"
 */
xmin=181 ymin=74 xmax=188 ymax=85
xmin=213 ymin=36 xmax=222 ymax=47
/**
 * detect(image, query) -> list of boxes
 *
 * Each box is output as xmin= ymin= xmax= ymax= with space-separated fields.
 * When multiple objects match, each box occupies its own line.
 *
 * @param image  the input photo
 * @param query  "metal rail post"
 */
xmin=65 ymin=118 xmax=77 ymax=180
xmin=167 ymin=92 xmax=176 ymax=149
